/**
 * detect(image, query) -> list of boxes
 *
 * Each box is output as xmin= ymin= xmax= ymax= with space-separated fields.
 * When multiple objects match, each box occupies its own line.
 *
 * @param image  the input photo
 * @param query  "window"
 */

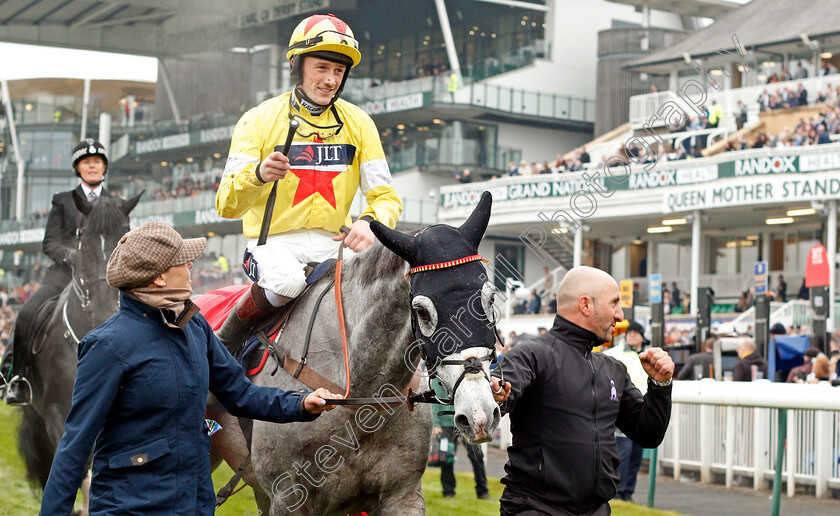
xmin=493 ymin=243 xmax=524 ymax=292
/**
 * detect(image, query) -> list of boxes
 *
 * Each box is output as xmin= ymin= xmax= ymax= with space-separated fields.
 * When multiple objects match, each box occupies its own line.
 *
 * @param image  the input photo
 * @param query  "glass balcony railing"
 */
xmin=344 ymin=73 xmax=594 ymax=125
xmin=387 ymin=140 xmax=521 ymax=173
xmin=466 ymin=82 xmax=594 ymax=123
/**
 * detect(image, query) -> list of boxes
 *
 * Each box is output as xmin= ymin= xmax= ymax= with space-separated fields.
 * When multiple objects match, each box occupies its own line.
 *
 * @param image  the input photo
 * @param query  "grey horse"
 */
xmin=208 ymin=192 xmax=500 ymax=515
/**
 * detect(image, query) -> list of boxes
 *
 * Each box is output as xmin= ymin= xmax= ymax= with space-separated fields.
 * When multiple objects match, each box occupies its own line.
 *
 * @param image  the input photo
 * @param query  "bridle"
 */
xmin=70 ymin=233 xmax=110 ymax=312
xmin=62 ymin=232 xmax=111 ymax=346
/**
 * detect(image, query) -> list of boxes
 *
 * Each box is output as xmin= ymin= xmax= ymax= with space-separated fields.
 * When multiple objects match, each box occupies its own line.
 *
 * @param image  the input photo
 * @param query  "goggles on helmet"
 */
xmin=288 ymin=30 xmax=359 ymax=57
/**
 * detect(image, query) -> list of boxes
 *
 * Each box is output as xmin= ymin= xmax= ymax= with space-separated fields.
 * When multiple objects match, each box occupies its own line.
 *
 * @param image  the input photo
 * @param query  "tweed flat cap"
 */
xmin=107 ymin=221 xmax=206 ymax=289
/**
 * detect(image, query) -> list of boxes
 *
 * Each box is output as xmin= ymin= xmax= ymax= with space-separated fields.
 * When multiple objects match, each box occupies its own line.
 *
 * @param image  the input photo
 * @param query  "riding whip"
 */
xmin=257 ymin=118 xmax=299 ymax=246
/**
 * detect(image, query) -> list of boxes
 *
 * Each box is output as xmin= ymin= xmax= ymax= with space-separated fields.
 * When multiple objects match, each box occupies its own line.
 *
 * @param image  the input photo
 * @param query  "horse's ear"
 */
xmin=72 ymin=189 xmax=93 ymax=217
xmin=459 ymin=191 xmax=492 ymax=249
xmin=370 ymin=221 xmax=419 ymax=264
xmin=120 ymin=190 xmax=145 ymax=217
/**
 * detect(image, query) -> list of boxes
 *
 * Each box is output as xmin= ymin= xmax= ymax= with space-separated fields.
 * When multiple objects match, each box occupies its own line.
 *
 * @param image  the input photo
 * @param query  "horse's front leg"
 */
xmin=373 ymin=479 xmax=425 ymax=516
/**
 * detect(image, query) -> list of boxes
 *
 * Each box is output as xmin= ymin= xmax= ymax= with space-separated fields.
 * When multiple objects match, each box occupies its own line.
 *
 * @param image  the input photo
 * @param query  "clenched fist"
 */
xmin=638 ymin=347 xmax=675 ymax=383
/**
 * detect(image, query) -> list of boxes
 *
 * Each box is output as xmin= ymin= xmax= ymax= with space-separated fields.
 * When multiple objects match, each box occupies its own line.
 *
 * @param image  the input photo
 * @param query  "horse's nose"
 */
xmin=454 ymin=403 xmax=501 ymax=444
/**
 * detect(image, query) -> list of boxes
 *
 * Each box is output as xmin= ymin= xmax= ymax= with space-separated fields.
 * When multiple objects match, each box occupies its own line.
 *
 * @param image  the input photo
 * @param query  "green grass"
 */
xmin=0 ymin=404 xmax=682 ymax=515
xmin=0 ymin=405 xmax=42 ymax=514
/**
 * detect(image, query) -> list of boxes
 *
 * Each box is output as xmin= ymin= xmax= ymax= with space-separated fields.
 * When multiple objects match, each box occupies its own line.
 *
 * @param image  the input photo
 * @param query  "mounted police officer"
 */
xmin=4 ymin=139 xmax=114 ymax=405
xmin=215 ymin=13 xmax=402 ymax=353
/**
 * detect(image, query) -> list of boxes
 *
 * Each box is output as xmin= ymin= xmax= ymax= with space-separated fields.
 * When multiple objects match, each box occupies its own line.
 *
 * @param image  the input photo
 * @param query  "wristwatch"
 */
xmin=651 ymin=378 xmax=672 ymax=387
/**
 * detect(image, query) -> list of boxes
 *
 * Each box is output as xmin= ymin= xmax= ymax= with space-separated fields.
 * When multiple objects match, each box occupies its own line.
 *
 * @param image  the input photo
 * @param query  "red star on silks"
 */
xmin=290 ymin=168 xmax=342 ymax=208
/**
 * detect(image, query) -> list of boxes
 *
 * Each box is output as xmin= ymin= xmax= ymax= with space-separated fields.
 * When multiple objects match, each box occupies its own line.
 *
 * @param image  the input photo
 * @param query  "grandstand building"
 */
xmin=2 ymin=0 xmax=838 ymax=329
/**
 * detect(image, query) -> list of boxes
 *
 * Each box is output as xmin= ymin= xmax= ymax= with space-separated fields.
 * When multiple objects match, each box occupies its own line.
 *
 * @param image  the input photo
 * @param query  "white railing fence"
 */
xmin=659 ymin=380 xmax=840 ymax=498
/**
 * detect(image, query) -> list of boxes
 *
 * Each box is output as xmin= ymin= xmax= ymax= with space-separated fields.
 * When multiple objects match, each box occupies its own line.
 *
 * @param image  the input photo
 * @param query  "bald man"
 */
xmin=489 ymin=266 xmax=674 ymax=515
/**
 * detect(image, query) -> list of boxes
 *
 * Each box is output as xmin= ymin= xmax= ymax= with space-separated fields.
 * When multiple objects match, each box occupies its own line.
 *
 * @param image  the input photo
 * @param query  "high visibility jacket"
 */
xmin=217 ymin=92 xmax=402 ymax=238
xmin=448 ymin=73 xmax=458 ymax=93
xmin=709 ymin=104 xmax=723 ymax=125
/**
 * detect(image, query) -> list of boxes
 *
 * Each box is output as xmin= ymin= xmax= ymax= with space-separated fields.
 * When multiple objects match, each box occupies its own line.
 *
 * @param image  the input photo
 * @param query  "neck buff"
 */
xmin=126 ymin=285 xmax=192 ymax=321
xmin=293 ymin=86 xmax=328 ymax=116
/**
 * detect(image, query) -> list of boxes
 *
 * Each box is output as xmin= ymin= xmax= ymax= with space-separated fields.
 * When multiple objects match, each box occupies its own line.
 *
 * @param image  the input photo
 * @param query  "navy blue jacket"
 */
xmin=41 ymin=293 xmax=318 ymax=515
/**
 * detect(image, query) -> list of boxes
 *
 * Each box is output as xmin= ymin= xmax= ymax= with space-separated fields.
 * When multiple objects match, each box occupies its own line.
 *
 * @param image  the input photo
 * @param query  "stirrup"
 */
xmin=5 ymin=375 xmax=33 ymax=406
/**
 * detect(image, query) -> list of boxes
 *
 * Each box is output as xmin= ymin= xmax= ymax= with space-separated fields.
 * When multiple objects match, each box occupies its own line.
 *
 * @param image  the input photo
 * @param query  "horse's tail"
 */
xmin=18 ymin=406 xmax=54 ymax=489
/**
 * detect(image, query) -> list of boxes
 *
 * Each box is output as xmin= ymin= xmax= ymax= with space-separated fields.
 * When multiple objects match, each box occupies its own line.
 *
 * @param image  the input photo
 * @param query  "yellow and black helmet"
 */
xmin=287 ymin=13 xmax=361 ymax=68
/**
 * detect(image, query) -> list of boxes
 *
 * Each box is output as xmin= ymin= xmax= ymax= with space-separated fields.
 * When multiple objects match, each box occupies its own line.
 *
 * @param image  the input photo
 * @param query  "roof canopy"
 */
xmin=607 ymin=0 xmax=741 ymax=19
xmin=626 ymin=0 xmax=840 ymax=73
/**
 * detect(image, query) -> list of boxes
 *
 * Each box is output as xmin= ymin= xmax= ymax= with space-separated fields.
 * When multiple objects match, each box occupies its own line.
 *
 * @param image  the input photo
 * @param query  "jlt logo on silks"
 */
xmin=287 ymin=142 xmax=356 ymax=167
xmin=610 ymin=380 xmax=618 ymax=402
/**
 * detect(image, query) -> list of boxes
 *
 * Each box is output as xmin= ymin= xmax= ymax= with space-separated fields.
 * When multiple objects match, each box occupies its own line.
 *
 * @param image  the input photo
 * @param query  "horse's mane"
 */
xmin=84 ymin=196 xmax=126 ymax=235
xmin=354 ymin=225 xmax=426 ymax=288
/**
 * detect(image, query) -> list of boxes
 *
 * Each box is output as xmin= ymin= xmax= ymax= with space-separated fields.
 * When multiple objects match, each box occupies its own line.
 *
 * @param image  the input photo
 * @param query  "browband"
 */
xmin=404 ymin=255 xmax=486 ymax=279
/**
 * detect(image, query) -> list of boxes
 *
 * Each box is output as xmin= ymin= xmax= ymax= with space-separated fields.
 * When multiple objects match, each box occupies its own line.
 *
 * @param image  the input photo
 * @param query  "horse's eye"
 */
xmin=411 ymin=295 xmax=438 ymax=337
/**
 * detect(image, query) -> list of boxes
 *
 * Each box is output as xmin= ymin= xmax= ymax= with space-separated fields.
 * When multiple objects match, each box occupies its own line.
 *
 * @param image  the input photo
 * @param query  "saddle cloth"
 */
xmin=194 ymin=259 xmax=337 ymax=373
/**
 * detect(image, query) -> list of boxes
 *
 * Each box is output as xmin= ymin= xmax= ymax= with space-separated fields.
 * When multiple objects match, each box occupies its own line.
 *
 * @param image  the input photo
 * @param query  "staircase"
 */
xmin=540 ymin=232 xmax=575 ymax=269
xmin=730 ymin=300 xmax=806 ymax=333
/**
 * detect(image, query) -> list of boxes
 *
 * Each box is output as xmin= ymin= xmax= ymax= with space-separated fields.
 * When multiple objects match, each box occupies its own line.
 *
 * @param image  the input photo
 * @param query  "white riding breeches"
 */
xmin=245 ymin=229 xmax=354 ymax=298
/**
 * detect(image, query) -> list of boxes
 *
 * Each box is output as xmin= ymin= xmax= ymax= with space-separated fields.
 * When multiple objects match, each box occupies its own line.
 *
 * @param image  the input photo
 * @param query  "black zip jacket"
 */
xmin=495 ymin=315 xmax=672 ymax=513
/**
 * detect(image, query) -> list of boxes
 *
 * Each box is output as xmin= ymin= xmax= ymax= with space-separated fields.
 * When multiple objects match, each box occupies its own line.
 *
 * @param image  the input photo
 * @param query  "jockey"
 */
xmin=215 ymin=13 xmax=402 ymax=353
xmin=4 ymin=139 xmax=114 ymax=405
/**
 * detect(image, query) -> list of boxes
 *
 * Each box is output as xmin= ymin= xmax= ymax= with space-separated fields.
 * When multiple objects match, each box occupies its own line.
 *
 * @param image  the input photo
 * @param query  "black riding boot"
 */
xmin=4 ymin=335 xmax=30 ymax=406
xmin=216 ymin=283 xmax=291 ymax=358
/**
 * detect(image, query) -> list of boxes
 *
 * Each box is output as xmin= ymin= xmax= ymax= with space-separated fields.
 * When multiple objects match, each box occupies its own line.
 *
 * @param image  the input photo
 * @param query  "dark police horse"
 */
xmin=15 ymin=192 xmax=141 ymax=512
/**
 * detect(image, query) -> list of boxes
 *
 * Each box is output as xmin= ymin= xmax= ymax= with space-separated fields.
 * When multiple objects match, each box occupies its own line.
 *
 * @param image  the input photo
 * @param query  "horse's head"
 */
xmin=371 ymin=191 xmax=500 ymax=443
xmin=71 ymin=190 xmax=143 ymax=323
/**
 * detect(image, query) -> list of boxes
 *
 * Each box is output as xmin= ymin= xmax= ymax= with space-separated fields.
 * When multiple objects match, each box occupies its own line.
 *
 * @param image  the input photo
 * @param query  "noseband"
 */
xmin=431 ymin=352 xmax=499 ymax=406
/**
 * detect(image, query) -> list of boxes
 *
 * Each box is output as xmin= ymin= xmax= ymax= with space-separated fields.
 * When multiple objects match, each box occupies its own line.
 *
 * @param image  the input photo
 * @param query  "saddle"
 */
xmin=235 ymin=258 xmax=337 ymax=375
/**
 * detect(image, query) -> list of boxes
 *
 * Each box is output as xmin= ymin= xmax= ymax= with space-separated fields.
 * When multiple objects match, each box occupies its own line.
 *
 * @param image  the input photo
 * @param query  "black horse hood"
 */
xmin=371 ymin=192 xmax=496 ymax=366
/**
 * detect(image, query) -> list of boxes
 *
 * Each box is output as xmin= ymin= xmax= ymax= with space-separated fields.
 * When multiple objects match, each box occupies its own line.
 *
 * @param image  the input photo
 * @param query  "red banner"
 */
xmin=805 ymin=244 xmax=830 ymax=287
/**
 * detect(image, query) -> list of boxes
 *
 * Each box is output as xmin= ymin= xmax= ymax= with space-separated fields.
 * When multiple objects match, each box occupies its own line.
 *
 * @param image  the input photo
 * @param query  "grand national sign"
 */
xmin=442 ymin=176 xmax=607 ymax=208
